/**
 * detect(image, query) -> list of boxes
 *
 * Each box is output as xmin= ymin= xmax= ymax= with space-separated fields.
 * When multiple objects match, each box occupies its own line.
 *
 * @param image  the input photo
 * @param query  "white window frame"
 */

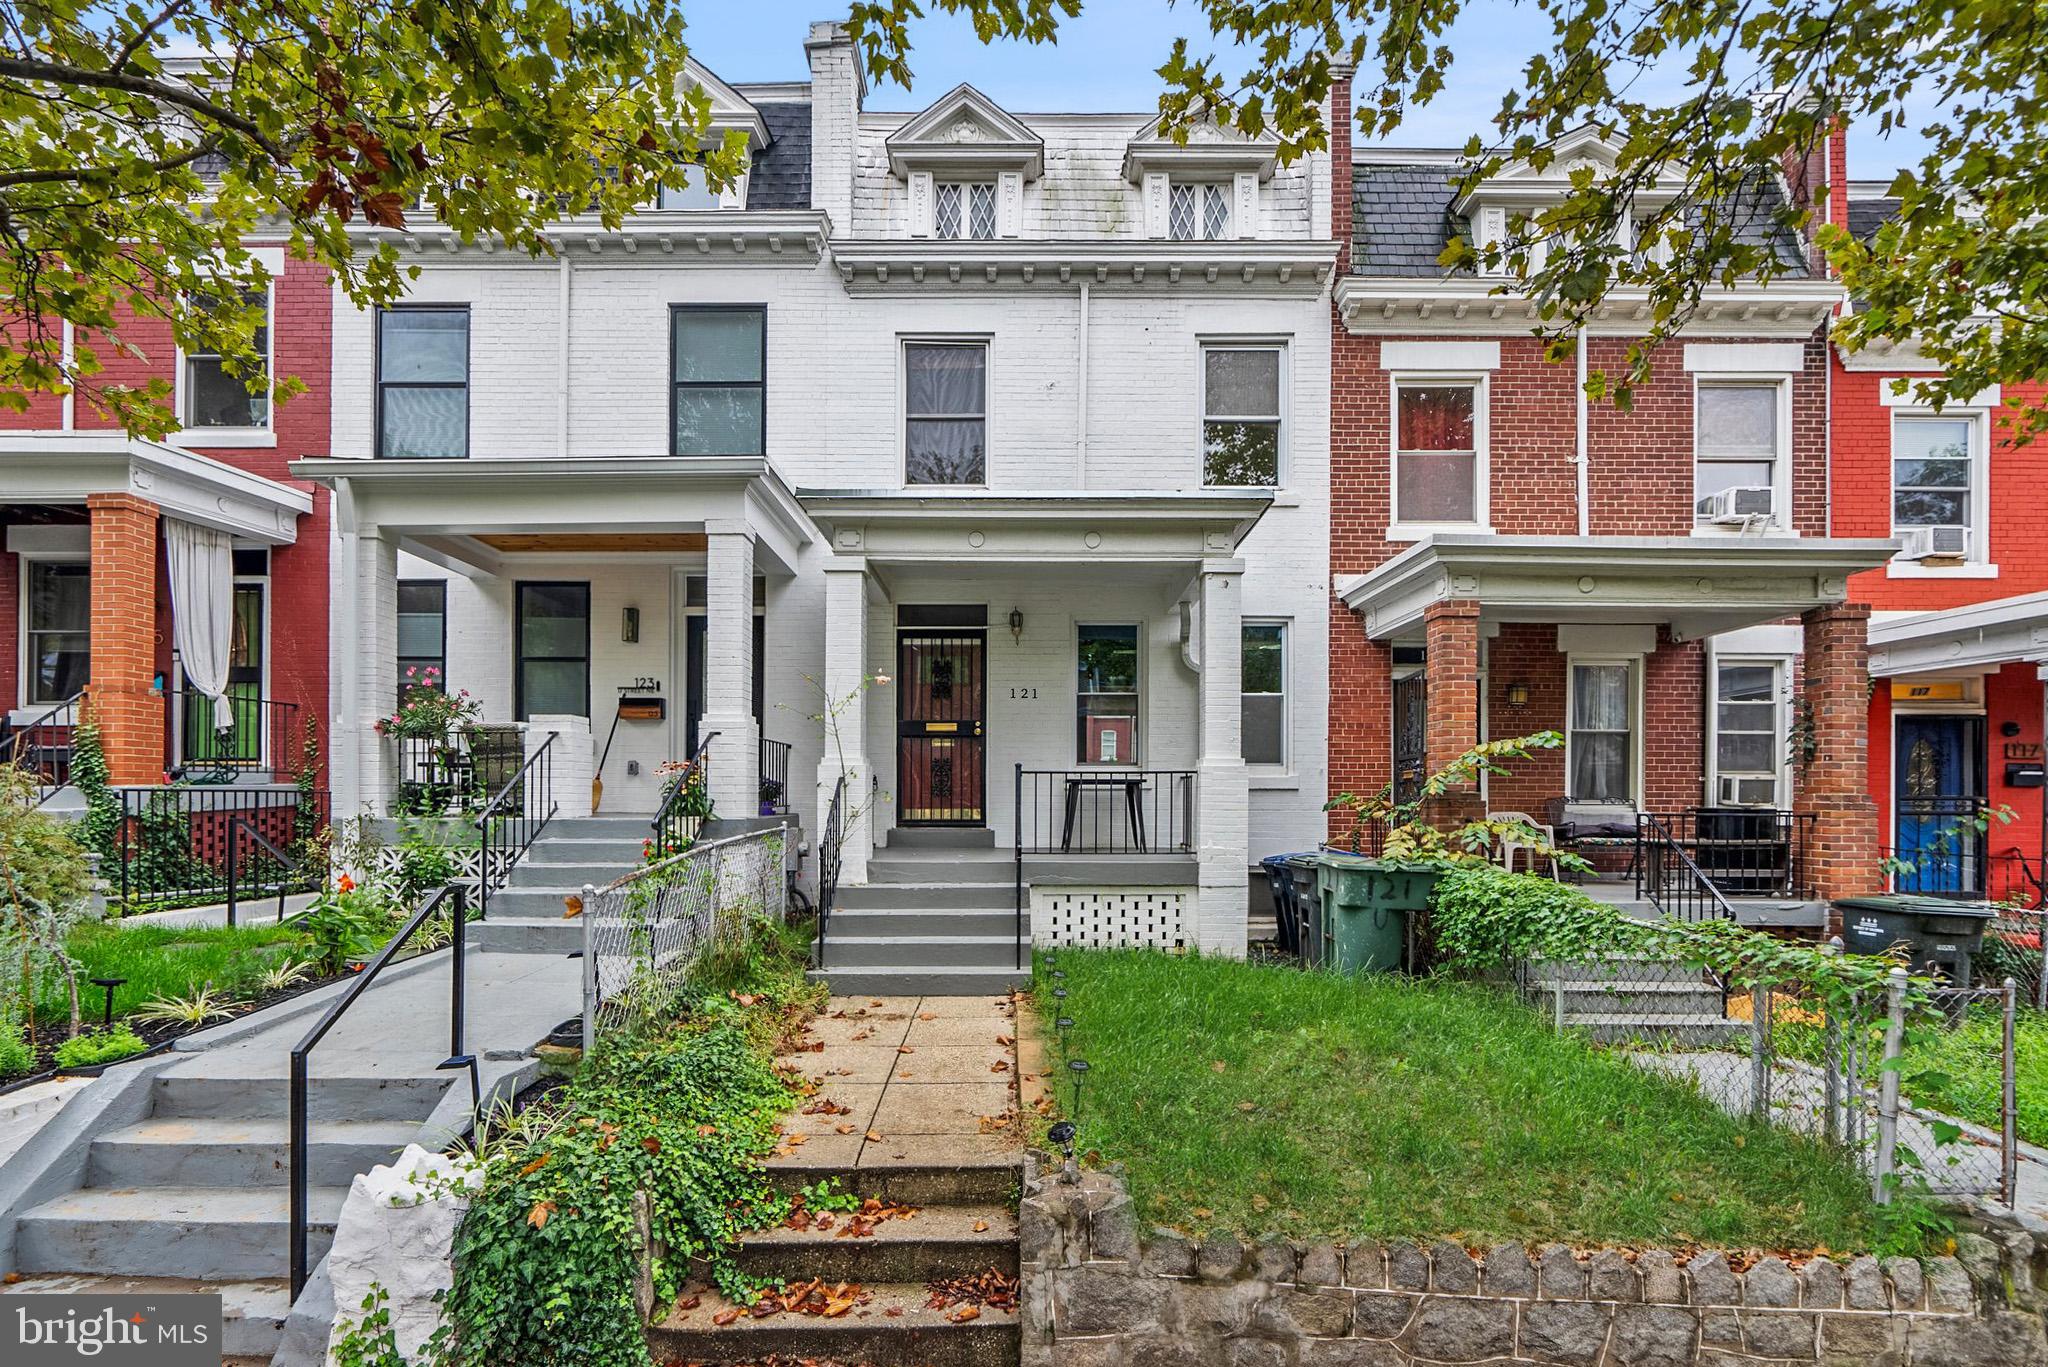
xmin=1166 ymin=180 xmax=1233 ymax=241
xmin=19 ymin=553 xmax=92 ymax=709
xmin=1887 ymin=407 xmax=1997 ymax=578
xmin=934 ymin=180 xmax=998 ymax=240
xmin=1241 ymin=619 xmax=1288 ymax=771
xmin=1075 ymin=620 xmax=1144 ymax=768
xmin=1705 ymin=654 xmax=1790 ymax=809
xmin=171 ymin=266 xmax=278 ymax=449
xmin=899 ymin=335 xmax=991 ymax=489
xmin=1691 ymin=375 xmax=1792 ymax=535
xmin=1199 ymin=340 xmax=1288 ymax=489
xmin=1387 ymin=372 xmax=1491 ymax=540
xmin=1564 ymin=654 xmax=1643 ymax=814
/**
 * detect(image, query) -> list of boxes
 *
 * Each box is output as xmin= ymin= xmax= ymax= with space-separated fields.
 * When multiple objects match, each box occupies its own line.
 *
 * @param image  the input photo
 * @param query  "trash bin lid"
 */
xmin=1835 ymin=893 xmax=1997 ymax=919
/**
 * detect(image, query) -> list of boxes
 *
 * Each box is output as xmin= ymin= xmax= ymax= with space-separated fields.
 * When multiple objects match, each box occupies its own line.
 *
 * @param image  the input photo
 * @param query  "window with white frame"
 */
xmin=1077 ymin=624 xmax=1140 ymax=764
xmin=935 ymin=182 xmax=998 ymax=240
xmin=24 ymin=560 xmax=90 ymax=705
xmin=1395 ymin=381 xmax=1481 ymax=524
xmin=1169 ymin=182 xmax=1231 ymax=240
xmin=1567 ymin=660 xmax=1635 ymax=806
xmin=905 ymin=341 xmax=987 ymax=485
xmin=1242 ymin=622 xmax=1286 ymax=766
xmin=1694 ymin=381 xmax=1783 ymax=522
xmin=1202 ymin=346 xmax=1282 ymax=486
xmin=1713 ymin=659 xmax=1783 ymax=807
xmin=1892 ymin=415 xmax=1975 ymax=535
xmin=184 ymin=285 xmax=271 ymax=429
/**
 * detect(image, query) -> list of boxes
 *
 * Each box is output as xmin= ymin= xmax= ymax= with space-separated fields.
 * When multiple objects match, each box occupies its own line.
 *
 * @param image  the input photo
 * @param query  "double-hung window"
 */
xmin=935 ymin=182 xmax=997 ymax=240
xmin=671 ymin=307 xmax=765 ymax=456
xmin=1694 ymin=381 xmax=1782 ymax=521
xmin=1242 ymin=623 xmax=1286 ymax=767
xmin=1202 ymin=346 xmax=1282 ymax=486
xmin=184 ymin=285 xmax=270 ymax=430
xmin=905 ymin=342 xmax=987 ymax=485
xmin=1713 ymin=660 xmax=1782 ymax=806
xmin=1394 ymin=382 xmax=1480 ymax=524
xmin=1077 ymin=624 xmax=1140 ymax=765
xmin=397 ymin=580 xmax=449 ymax=705
xmin=1892 ymin=415 xmax=1974 ymax=534
xmin=1568 ymin=661 xmax=1635 ymax=806
xmin=24 ymin=561 xmax=89 ymax=705
xmin=1169 ymin=182 xmax=1230 ymax=240
xmin=516 ymin=582 xmax=590 ymax=720
xmin=376 ymin=307 xmax=469 ymax=459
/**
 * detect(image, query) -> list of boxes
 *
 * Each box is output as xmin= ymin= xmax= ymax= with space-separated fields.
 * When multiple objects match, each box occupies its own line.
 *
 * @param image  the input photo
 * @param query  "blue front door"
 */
xmin=1895 ymin=716 xmax=1985 ymax=894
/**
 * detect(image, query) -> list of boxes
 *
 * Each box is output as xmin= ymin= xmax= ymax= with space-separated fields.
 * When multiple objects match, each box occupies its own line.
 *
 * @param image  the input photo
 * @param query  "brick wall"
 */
xmin=85 ymin=492 xmax=163 ymax=784
xmin=1798 ymin=602 xmax=1881 ymax=904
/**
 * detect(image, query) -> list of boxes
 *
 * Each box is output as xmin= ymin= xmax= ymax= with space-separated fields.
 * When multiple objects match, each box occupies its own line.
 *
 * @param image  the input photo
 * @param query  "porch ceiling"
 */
xmin=1336 ymin=534 xmax=1900 ymax=641
xmin=289 ymin=456 xmax=814 ymax=574
xmin=1869 ymin=589 xmax=2048 ymax=678
xmin=796 ymin=487 xmax=1272 ymax=566
xmin=0 ymin=433 xmax=311 ymax=543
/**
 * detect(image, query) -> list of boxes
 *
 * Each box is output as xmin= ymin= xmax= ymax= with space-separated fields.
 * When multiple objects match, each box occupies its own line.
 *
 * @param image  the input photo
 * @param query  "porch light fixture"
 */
xmin=1009 ymin=607 xmax=1024 ymax=644
xmin=622 ymin=606 xmax=640 ymax=644
xmin=1506 ymin=682 xmax=1530 ymax=708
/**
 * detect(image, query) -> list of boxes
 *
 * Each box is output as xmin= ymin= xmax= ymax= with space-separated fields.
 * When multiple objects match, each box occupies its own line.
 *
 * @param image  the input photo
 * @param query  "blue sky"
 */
xmin=683 ymin=1 xmax=1924 ymax=179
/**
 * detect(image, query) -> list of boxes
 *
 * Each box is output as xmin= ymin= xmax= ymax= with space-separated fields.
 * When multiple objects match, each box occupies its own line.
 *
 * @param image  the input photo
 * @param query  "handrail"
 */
xmin=473 ymin=731 xmax=559 ymax=918
xmin=224 ymin=814 xmax=302 ymax=927
xmin=652 ymin=730 xmax=718 ymax=856
xmin=815 ymin=775 xmax=846 ymax=969
xmin=759 ymin=736 xmax=793 ymax=815
xmin=1636 ymin=811 xmax=1737 ymax=922
xmin=289 ymin=883 xmax=474 ymax=1299
xmin=5 ymin=691 xmax=82 ymax=805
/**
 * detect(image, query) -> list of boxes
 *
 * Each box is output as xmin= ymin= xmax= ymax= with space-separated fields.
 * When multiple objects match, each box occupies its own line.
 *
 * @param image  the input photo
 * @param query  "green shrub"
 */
xmin=53 ymin=1025 xmax=147 ymax=1069
xmin=0 ymin=1019 xmax=33 ymax=1079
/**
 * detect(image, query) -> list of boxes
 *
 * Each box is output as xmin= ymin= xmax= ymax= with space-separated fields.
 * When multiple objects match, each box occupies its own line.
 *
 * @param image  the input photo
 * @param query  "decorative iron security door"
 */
xmin=898 ymin=631 xmax=986 ymax=825
xmin=1392 ymin=672 xmax=1427 ymax=806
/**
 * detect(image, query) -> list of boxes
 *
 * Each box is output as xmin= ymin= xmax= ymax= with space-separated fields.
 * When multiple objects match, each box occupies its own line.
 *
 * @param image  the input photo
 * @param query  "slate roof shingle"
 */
xmin=746 ymin=101 xmax=812 ymax=211
xmin=1847 ymin=195 xmax=1900 ymax=242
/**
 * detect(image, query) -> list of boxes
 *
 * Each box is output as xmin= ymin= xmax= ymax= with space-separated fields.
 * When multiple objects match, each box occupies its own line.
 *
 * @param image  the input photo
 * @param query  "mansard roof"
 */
xmin=885 ymin=83 xmax=1045 ymax=178
xmin=746 ymin=101 xmax=812 ymax=211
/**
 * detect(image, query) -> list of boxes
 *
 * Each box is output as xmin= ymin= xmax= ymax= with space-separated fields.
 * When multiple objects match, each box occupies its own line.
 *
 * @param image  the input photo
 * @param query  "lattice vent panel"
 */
xmin=1035 ymin=888 xmax=1190 ymax=950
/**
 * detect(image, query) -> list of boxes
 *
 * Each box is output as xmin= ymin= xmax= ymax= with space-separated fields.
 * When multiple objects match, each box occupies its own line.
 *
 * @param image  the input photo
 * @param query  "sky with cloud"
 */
xmin=685 ymin=1 xmax=1927 ymax=181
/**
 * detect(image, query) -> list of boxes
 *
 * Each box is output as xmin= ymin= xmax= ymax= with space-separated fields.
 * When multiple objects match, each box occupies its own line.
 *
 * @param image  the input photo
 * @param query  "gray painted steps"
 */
xmin=0 ymin=1274 xmax=290 ymax=1359
xmin=882 ymin=827 xmax=997 ymax=850
xmin=828 ymin=908 xmax=1016 ymax=937
xmin=88 ymin=1116 xmax=418 ymax=1188
xmin=469 ymin=913 xmax=583 ymax=954
xmin=149 ymin=1071 xmax=450 ymax=1122
xmin=647 ymin=1280 xmax=1019 ymax=1367
xmin=834 ymin=882 xmax=1014 ymax=911
xmin=824 ymin=934 xmax=1022 ymax=970
xmin=15 ymin=1184 xmax=350 ymax=1282
xmin=808 ymin=965 xmax=1031 ymax=995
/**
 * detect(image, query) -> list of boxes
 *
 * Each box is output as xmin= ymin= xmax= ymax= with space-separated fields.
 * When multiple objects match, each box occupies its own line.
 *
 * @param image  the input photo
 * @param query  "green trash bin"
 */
xmin=1313 ymin=852 xmax=1442 ymax=973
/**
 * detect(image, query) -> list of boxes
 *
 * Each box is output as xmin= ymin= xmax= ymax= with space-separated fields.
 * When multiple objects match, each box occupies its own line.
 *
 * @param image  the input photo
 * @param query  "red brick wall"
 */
xmin=1484 ymin=625 xmax=1568 ymax=812
xmin=85 ymin=492 xmax=164 ymax=784
xmin=1796 ymin=602 xmax=1880 ymax=903
xmin=1643 ymin=629 xmax=1708 ymax=810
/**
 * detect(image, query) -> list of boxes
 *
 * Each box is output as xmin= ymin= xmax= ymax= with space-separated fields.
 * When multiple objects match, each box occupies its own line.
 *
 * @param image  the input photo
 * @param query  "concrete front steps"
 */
xmin=0 ymin=1274 xmax=291 ymax=1360
xmin=1527 ymin=957 xmax=1740 ymax=1046
xmin=471 ymin=814 xmax=653 ymax=953
xmin=812 ymin=828 xmax=1030 ymax=996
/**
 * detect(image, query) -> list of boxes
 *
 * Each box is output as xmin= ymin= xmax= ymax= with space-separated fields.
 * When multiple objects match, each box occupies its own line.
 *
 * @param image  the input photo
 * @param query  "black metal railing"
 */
xmin=114 ymin=785 xmax=328 ymax=909
xmin=760 ymin=737 xmax=792 ymax=815
xmin=1015 ymin=767 xmax=1198 ymax=856
xmin=1636 ymin=812 xmax=1738 ymax=922
xmin=652 ymin=731 xmax=717 ymax=858
xmin=1637 ymin=807 xmax=1816 ymax=900
xmin=289 ymin=883 xmax=475 ymax=1299
xmin=814 ymin=775 xmax=846 ymax=969
xmin=165 ymin=689 xmax=303 ymax=781
xmin=223 ymin=814 xmax=307 ymax=926
xmin=1986 ymin=847 xmax=2047 ymax=909
xmin=1891 ymin=795 xmax=1990 ymax=896
xmin=2 ymin=692 xmax=80 ymax=803
xmin=474 ymin=731 xmax=558 ymax=918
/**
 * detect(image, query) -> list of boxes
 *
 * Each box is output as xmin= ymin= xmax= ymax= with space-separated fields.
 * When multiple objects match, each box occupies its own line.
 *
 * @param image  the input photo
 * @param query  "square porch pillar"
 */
xmin=819 ymin=558 xmax=872 ymax=884
xmin=1798 ymin=602 xmax=1882 ymax=907
xmin=703 ymin=525 xmax=761 ymax=821
xmin=84 ymin=492 xmax=163 ymax=785
xmin=1195 ymin=560 xmax=1249 ymax=954
xmin=334 ymin=529 xmax=397 ymax=817
xmin=1422 ymin=598 xmax=1485 ymax=827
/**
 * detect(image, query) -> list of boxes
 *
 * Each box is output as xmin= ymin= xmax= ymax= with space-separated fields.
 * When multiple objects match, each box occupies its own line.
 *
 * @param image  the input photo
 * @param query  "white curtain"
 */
xmin=165 ymin=519 xmax=237 ymax=733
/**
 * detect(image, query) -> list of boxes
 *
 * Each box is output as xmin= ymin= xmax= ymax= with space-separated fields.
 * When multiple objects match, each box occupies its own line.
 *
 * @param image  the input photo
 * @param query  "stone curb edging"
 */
xmin=1018 ymin=1155 xmax=2048 ymax=1366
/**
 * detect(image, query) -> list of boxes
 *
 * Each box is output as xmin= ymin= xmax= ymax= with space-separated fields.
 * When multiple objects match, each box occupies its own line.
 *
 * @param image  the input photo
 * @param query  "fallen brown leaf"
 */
xmin=527 ymin=1199 xmax=555 ymax=1229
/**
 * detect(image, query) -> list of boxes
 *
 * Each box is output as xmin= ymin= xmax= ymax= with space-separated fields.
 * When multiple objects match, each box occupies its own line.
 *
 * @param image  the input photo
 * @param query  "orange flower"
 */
xmin=336 ymin=873 xmax=356 ymax=893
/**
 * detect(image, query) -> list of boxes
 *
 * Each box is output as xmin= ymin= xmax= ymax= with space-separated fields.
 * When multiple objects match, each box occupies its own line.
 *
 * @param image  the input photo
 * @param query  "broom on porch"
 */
xmin=592 ymin=701 xmax=626 ymax=813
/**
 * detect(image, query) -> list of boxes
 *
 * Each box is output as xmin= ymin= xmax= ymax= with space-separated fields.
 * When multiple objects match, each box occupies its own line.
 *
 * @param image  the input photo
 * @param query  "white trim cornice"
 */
xmin=830 ymin=238 xmax=1335 ymax=294
xmin=797 ymin=487 xmax=1273 ymax=563
xmin=1334 ymin=275 xmax=1843 ymax=337
xmin=348 ymin=210 xmax=831 ymax=264
xmin=0 ymin=432 xmax=311 ymax=543
xmin=1868 ymin=589 xmax=2048 ymax=678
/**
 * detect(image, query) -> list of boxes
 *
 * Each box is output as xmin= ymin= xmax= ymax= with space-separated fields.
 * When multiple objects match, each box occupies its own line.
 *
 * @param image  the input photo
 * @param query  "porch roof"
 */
xmin=795 ymin=487 xmax=1272 ymax=565
xmin=1869 ymin=589 xmax=2048 ymax=678
xmin=289 ymin=455 xmax=815 ymax=574
xmin=0 ymin=433 xmax=312 ymax=543
xmin=1336 ymin=534 xmax=1900 ymax=641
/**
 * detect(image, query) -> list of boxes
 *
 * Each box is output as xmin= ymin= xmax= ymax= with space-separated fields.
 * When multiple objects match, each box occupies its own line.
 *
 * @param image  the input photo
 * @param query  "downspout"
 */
xmin=60 ymin=321 xmax=74 ymax=430
xmin=557 ymin=252 xmax=572 ymax=457
xmin=1574 ymin=325 xmax=1589 ymax=536
xmin=1076 ymin=280 xmax=1090 ymax=487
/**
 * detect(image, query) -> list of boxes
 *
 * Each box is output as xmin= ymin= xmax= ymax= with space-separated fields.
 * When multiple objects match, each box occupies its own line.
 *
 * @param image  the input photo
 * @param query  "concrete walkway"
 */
xmin=120 ymin=891 xmax=320 ymax=929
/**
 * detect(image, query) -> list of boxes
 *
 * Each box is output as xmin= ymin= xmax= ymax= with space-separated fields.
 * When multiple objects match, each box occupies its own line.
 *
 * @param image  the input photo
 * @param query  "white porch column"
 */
xmin=820 ymin=557 xmax=872 ymax=885
xmin=336 ymin=528 xmax=398 ymax=817
xmin=1195 ymin=558 xmax=1248 ymax=953
xmin=703 ymin=523 xmax=760 ymax=820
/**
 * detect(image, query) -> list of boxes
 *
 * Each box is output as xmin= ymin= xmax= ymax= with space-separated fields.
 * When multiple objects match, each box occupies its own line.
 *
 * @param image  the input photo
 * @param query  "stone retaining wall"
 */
xmin=1019 ymin=1156 xmax=2048 ymax=1366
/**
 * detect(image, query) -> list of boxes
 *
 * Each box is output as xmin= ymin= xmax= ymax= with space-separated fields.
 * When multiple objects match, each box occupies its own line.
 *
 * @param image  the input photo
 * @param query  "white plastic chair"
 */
xmin=1489 ymin=810 xmax=1560 ymax=879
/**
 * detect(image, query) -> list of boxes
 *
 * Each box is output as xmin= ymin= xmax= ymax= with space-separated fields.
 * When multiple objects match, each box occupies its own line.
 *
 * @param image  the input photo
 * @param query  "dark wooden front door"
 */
xmin=1392 ymin=671 xmax=1427 ymax=806
xmin=898 ymin=631 xmax=986 ymax=825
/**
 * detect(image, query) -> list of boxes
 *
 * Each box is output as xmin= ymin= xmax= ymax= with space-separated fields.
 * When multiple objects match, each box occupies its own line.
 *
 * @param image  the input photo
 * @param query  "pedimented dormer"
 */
xmin=888 ymin=84 xmax=1044 ymax=238
xmin=1453 ymin=127 xmax=1681 ymax=274
xmin=1123 ymin=120 xmax=1280 ymax=241
xmin=665 ymin=57 xmax=772 ymax=209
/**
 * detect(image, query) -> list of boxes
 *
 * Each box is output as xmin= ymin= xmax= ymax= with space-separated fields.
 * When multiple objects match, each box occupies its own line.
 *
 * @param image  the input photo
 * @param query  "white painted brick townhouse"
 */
xmin=294 ymin=22 xmax=1339 ymax=981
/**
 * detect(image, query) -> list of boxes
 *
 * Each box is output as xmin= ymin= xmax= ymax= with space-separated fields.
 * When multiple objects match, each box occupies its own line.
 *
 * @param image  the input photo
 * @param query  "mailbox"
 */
xmin=617 ymin=695 xmax=666 ymax=721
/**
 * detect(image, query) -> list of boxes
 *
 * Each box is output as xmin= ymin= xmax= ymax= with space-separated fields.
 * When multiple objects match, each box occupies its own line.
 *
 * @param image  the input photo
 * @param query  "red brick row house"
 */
xmin=0 ymin=247 xmax=332 ymax=795
xmin=1323 ymin=85 xmax=1895 ymax=921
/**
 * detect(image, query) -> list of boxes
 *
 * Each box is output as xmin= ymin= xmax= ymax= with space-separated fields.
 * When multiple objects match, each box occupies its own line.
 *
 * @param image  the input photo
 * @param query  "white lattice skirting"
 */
xmin=1033 ymin=887 xmax=1193 ymax=950
xmin=366 ymin=844 xmax=515 ymax=899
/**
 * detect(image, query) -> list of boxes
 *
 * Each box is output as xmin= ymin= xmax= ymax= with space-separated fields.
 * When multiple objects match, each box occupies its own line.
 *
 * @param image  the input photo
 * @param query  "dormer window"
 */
xmin=889 ymin=84 xmax=1044 ymax=241
xmin=1169 ymin=183 xmax=1231 ymax=241
xmin=936 ymin=182 xmax=998 ymax=240
xmin=1123 ymin=124 xmax=1276 ymax=242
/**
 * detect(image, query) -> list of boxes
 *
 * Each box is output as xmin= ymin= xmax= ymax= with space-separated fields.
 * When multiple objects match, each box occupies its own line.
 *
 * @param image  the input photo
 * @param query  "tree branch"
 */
xmin=0 ymin=55 xmax=283 ymax=159
xmin=0 ymin=136 xmax=221 ymax=189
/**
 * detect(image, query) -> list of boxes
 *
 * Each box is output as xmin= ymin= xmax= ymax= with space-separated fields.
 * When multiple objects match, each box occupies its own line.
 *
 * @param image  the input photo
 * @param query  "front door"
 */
xmin=1392 ymin=672 xmax=1427 ymax=807
xmin=180 ymin=582 xmax=265 ymax=772
xmin=898 ymin=631 xmax=986 ymax=825
xmin=1895 ymin=715 xmax=1986 ymax=894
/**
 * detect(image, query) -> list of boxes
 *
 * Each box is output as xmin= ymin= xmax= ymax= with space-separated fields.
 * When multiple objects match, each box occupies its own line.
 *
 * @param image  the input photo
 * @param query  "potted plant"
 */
xmin=758 ymin=776 xmax=785 ymax=816
xmin=377 ymin=670 xmax=483 ymax=814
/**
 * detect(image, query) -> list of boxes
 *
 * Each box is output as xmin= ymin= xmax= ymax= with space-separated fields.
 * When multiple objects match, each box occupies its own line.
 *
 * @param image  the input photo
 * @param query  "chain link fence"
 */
xmin=578 ymin=827 xmax=785 ymax=1052
xmin=1519 ymin=956 xmax=2019 ymax=1204
xmin=1980 ymin=905 xmax=2048 ymax=1011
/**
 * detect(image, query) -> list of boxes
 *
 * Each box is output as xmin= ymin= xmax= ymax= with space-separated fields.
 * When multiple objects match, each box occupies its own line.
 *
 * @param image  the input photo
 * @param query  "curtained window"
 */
xmin=25 ymin=561 xmax=89 ymax=704
xmin=1395 ymin=383 xmax=1478 ymax=523
xmin=906 ymin=342 xmax=987 ymax=484
xmin=1694 ymin=381 xmax=1781 ymax=509
xmin=1568 ymin=661 xmax=1635 ymax=805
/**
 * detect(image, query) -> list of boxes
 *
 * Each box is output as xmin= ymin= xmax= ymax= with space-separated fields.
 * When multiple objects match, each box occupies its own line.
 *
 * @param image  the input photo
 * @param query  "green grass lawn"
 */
xmin=34 ymin=920 xmax=309 ymax=1024
xmin=1033 ymin=949 xmax=1901 ymax=1255
xmin=1894 ymin=1004 xmax=2048 ymax=1149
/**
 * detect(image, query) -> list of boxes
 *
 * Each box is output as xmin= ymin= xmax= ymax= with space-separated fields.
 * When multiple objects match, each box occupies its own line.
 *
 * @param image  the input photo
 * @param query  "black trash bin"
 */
xmin=1836 ymin=894 xmax=1999 ymax=986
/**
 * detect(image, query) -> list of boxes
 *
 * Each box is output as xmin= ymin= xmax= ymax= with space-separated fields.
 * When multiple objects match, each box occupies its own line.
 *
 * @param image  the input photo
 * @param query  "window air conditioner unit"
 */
xmin=1896 ymin=525 xmax=1970 ymax=561
xmin=1695 ymin=486 xmax=1775 ymax=524
xmin=1717 ymin=775 xmax=1777 ymax=806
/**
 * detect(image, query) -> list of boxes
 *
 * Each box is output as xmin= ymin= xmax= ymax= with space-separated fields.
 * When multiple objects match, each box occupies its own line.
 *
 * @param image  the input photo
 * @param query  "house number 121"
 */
xmin=1010 ymin=687 xmax=1038 ymax=699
